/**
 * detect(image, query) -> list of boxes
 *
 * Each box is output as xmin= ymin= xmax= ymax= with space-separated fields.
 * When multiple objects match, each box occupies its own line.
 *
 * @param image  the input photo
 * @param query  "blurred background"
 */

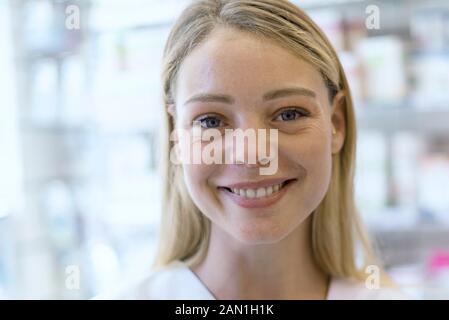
xmin=0 ymin=0 xmax=448 ymax=299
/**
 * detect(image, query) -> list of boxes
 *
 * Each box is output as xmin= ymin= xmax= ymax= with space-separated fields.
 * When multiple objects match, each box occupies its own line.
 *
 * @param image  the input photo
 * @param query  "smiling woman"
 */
xmin=101 ymin=0 xmax=408 ymax=300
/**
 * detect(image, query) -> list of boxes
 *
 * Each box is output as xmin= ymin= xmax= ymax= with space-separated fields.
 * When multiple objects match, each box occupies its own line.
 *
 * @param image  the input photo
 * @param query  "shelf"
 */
xmin=356 ymin=107 xmax=449 ymax=135
xmin=372 ymin=225 xmax=449 ymax=268
xmin=295 ymin=0 xmax=449 ymax=10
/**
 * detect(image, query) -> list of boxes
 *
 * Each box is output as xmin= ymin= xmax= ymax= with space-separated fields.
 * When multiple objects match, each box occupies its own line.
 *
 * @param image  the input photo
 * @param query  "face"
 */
xmin=170 ymin=27 xmax=345 ymax=244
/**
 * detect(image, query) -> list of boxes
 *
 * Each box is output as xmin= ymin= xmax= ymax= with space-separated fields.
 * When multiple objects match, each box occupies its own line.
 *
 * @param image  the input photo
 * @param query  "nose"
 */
xmin=225 ymin=117 xmax=277 ymax=168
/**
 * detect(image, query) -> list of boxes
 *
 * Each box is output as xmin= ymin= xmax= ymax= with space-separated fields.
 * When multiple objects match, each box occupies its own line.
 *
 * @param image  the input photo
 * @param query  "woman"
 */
xmin=106 ymin=0 xmax=407 ymax=299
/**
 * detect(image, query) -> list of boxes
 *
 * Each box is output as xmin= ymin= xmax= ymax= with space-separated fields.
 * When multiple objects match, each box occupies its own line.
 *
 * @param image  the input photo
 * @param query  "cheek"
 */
xmin=306 ymin=138 xmax=333 ymax=196
xmin=303 ymin=135 xmax=332 ymax=175
xmin=310 ymin=152 xmax=333 ymax=212
xmin=283 ymin=128 xmax=332 ymax=169
xmin=177 ymin=133 xmax=221 ymax=196
xmin=183 ymin=163 xmax=212 ymax=193
xmin=283 ymin=130 xmax=333 ymax=204
xmin=175 ymin=129 xmax=226 ymax=216
xmin=182 ymin=163 xmax=221 ymax=214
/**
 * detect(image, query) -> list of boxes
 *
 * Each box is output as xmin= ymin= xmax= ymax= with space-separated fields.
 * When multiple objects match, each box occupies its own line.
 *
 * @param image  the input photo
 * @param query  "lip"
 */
xmin=220 ymin=177 xmax=292 ymax=189
xmin=218 ymin=178 xmax=297 ymax=209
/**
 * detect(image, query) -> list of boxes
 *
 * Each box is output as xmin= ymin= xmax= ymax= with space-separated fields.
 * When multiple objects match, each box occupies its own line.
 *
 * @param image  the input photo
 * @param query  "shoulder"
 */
xmin=327 ymin=277 xmax=409 ymax=300
xmin=93 ymin=260 xmax=214 ymax=300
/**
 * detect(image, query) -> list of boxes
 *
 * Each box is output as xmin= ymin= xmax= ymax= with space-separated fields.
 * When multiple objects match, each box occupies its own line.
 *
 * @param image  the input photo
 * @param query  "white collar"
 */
xmin=101 ymin=259 xmax=407 ymax=300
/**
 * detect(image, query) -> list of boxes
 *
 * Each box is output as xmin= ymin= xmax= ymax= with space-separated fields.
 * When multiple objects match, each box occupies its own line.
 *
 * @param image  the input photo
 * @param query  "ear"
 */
xmin=331 ymin=91 xmax=346 ymax=155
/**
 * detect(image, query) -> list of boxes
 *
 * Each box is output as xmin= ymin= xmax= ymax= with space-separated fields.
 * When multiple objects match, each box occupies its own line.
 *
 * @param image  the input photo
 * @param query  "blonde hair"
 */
xmin=154 ymin=0 xmax=384 ymax=283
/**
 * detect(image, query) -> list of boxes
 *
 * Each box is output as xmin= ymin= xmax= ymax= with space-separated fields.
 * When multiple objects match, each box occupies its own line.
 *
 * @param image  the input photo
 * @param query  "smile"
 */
xmin=222 ymin=180 xmax=291 ymax=198
xmin=217 ymin=178 xmax=297 ymax=209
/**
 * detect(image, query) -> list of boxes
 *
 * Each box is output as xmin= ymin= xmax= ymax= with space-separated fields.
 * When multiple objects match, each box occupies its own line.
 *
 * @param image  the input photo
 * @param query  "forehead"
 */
xmin=176 ymin=27 xmax=326 ymax=102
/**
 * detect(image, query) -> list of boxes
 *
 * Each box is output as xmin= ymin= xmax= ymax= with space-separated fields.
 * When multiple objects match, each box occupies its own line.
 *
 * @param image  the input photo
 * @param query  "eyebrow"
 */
xmin=263 ymin=87 xmax=316 ymax=100
xmin=183 ymin=86 xmax=316 ymax=106
xmin=184 ymin=93 xmax=235 ymax=105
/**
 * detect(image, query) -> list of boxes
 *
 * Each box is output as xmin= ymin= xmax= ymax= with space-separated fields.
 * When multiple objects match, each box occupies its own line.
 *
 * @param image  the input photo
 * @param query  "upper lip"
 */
xmin=219 ymin=178 xmax=295 ymax=189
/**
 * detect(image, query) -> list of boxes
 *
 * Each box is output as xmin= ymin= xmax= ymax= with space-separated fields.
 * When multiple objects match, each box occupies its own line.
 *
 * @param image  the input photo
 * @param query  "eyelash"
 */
xmin=273 ymin=107 xmax=309 ymax=122
xmin=195 ymin=115 xmax=225 ymax=129
xmin=193 ymin=107 xmax=309 ymax=129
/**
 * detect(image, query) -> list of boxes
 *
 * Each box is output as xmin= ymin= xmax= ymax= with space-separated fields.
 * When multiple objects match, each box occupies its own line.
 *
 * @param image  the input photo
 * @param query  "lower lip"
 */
xmin=218 ymin=180 xmax=296 ymax=209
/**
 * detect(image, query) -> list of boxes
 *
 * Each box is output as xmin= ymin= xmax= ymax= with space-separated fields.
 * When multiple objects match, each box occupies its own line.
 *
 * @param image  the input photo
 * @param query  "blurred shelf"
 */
xmin=356 ymin=106 xmax=449 ymax=135
xmin=296 ymin=0 xmax=449 ymax=10
xmin=372 ymin=224 xmax=449 ymax=234
xmin=19 ymin=121 xmax=91 ymax=134
xmin=19 ymin=120 xmax=155 ymax=136
xmin=372 ymin=225 xmax=449 ymax=268
xmin=91 ymin=21 xmax=172 ymax=35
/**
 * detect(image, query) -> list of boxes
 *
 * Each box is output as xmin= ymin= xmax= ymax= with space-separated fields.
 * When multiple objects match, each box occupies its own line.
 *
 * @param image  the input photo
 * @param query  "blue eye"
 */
xmin=196 ymin=116 xmax=223 ymax=129
xmin=274 ymin=109 xmax=305 ymax=121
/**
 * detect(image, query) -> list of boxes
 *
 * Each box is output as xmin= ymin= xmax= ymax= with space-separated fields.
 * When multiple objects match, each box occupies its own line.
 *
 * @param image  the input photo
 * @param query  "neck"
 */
xmin=191 ymin=216 xmax=330 ymax=299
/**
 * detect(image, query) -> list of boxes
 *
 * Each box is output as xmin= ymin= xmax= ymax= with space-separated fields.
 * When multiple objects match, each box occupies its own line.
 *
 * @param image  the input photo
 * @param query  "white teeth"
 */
xmin=227 ymin=183 xmax=286 ymax=198
xmin=246 ymin=189 xmax=256 ymax=198
xmin=256 ymin=187 xmax=266 ymax=197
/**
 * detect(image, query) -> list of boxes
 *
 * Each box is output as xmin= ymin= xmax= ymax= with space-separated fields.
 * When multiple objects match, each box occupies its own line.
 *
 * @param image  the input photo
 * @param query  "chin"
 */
xmin=230 ymin=220 xmax=292 ymax=245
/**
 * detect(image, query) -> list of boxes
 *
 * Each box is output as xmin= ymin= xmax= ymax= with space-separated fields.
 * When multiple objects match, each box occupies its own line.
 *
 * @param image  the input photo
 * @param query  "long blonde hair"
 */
xmin=154 ymin=0 xmax=382 ymax=283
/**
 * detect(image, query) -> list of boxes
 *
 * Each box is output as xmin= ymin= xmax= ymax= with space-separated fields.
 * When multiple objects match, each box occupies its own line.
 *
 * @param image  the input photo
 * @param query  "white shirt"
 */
xmin=96 ymin=260 xmax=408 ymax=300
